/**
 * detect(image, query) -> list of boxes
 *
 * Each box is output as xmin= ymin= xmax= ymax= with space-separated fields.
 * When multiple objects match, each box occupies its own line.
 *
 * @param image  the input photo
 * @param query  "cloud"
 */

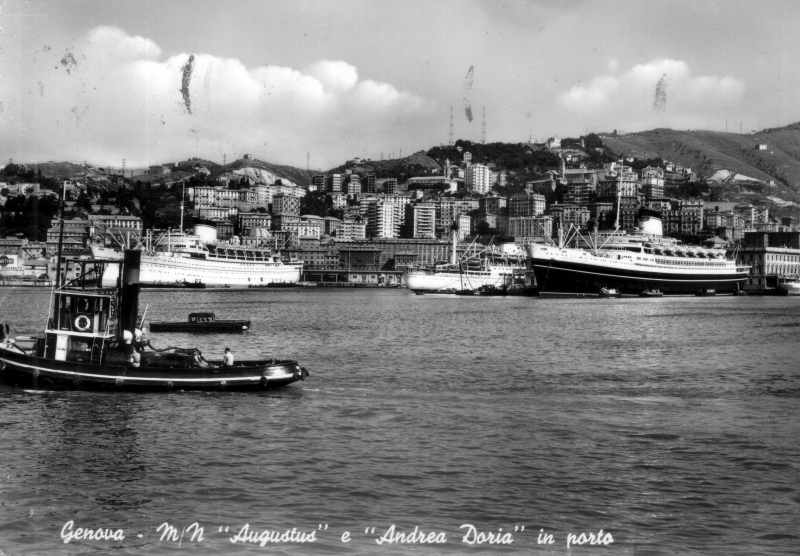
xmin=305 ymin=60 xmax=359 ymax=93
xmin=558 ymin=58 xmax=745 ymax=131
xmin=0 ymin=26 xmax=435 ymax=168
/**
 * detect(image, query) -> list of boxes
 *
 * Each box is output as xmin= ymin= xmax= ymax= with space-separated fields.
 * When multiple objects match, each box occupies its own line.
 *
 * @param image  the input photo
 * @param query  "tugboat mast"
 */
xmin=54 ymin=180 xmax=67 ymax=289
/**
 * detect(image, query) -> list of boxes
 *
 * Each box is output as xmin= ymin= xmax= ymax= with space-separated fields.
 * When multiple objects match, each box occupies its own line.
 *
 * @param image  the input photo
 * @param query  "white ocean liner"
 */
xmin=90 ymin=223 xmax=302 ymax=288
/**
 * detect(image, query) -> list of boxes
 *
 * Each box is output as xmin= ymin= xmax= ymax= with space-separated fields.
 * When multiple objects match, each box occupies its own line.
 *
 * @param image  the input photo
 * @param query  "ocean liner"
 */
xmin=526 ymin=210 xmax=749 ymax=297
xmin=90 ymin=221 xmax=302 ymax=288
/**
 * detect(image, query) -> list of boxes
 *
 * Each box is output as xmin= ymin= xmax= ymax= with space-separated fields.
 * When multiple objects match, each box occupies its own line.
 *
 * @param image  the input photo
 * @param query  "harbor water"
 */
xmin=0 ymin=289 xmax=798 ymax=555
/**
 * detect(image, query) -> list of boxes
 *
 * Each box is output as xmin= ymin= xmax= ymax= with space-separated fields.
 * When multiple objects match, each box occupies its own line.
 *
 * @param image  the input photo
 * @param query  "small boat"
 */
xmin=148 ymin=312 xmax=251 ymax=333
xmin=599 ymin=287 xmax=621 ymax=298
xmin=638 ymin=289 xmax=663 ymax=297
xmin=478 ymin=285 xmax=507 ymax=296
xmin=0 ymin=251 xmax=308 ymax=391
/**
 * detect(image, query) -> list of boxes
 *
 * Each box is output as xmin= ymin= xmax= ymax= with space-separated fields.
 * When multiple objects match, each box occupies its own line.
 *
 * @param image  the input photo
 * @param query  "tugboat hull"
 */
xmin=0 ymin=348 xmax=308 ymax=391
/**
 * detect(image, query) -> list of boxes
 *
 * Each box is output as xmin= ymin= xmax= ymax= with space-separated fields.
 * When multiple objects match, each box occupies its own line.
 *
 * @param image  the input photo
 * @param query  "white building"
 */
xmin=410 ymin=204 xmax=436 ymax=239
xmin=367 ymin=201 xmax=397 ymax=239
xmin=466 ymin=164 xmax=491 ymax=194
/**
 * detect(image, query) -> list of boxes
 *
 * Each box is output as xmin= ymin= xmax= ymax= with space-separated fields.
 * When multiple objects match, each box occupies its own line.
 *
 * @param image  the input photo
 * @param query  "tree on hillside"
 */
xmin=300 ymin=191 xmax=329 ymax=218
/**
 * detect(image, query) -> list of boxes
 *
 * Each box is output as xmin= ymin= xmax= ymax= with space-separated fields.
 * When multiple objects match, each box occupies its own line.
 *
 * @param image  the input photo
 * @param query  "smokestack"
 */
xmin=118 ymin=250 xmax=141 ymax=339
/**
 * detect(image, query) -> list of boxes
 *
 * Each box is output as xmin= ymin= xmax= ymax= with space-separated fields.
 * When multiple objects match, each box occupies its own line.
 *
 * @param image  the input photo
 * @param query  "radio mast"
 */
xmin=449 ymin=106 xmax=454 ymax=146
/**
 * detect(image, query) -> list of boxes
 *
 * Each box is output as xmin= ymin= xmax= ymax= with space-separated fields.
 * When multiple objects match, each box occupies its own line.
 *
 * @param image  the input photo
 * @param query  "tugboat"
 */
xmin=0 ymin=251 xmax=308 ymax=391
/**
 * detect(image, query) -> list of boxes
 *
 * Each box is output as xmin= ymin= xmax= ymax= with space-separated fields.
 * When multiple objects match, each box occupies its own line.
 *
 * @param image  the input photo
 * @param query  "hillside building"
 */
xmin=406 ymin=203 xmax=436 ymax=239
xmin=466 ymin=164 xmax=491 ymax=194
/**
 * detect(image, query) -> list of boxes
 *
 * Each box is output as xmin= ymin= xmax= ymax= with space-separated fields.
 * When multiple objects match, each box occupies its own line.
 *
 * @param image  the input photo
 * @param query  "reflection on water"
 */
xmin=1 ymin=289 xmax=799 ymax=555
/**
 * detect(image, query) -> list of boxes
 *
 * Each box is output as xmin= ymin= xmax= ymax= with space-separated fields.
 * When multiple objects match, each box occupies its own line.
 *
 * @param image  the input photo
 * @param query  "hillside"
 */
xmin=213 ymin=158 xmax=313 ymax=187
xmin=326 ymin=152 xmax=442 ymax=180
xmin=601 ymin=126 xmax=800 ymax=195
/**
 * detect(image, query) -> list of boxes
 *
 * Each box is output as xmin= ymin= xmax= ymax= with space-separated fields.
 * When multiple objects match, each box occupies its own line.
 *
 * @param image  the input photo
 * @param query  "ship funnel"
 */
xmin=193 ymin=220 xmax=218 ymax=244
xmin=118 ymin=249 xmax=141 ymax=341
xmin=638 ymin=210 xmax=663 ymax=235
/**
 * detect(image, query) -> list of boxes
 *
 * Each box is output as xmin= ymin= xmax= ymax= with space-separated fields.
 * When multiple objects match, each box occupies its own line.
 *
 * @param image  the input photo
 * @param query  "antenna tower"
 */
xmin=223 ymin=154 xmax=227 ymax=166
xmin=449 ymin=106 xmax=454 ymax=146
xmin=307 ymin=152 xmax=310 ymax=172
xmin=122 ymin=158 xmax=126 ymax=177
xmin=481 ymin=107 xmax=486 ymax=144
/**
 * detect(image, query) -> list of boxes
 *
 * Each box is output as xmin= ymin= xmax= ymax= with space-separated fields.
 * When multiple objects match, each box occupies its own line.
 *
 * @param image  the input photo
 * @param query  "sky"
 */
xmin=2 ymin=0 xmax=800 ymax=171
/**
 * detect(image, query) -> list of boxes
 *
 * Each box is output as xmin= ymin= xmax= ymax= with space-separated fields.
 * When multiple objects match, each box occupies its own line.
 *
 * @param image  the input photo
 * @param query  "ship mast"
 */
xmin=450 ymin=221 xmax=458 ymax=266
xmin=179 ymin=179 xmax=185 ymax=232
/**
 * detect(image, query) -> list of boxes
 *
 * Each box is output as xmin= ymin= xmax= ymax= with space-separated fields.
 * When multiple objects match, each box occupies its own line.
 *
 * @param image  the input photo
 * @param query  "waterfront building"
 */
xmin=738 ymin=231 xmax=800 ymax=289
xmin=508 ymin=215 xmax=553 ymax=240
xmin=334 ymin=237 xmax=451 ymax=269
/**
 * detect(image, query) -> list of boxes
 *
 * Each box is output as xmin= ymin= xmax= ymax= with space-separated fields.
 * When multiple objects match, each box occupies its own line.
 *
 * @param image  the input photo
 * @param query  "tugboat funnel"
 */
xmin=119 ymin=249 xmax=141 ymax=341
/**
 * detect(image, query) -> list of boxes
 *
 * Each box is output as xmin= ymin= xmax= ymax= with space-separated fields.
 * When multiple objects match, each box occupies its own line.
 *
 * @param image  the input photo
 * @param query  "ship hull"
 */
xmin=94 ymin=249 xmax=302 ymax=288
xmin=528 ymin=246 xmax=747 ymax=297
xmin=148 ymin=320 xmax=251 ymax=333
xmin=0 ymin=347 xmax=307 ymax=391
xmin=404 ymin=268 xmax=518 ymax=294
